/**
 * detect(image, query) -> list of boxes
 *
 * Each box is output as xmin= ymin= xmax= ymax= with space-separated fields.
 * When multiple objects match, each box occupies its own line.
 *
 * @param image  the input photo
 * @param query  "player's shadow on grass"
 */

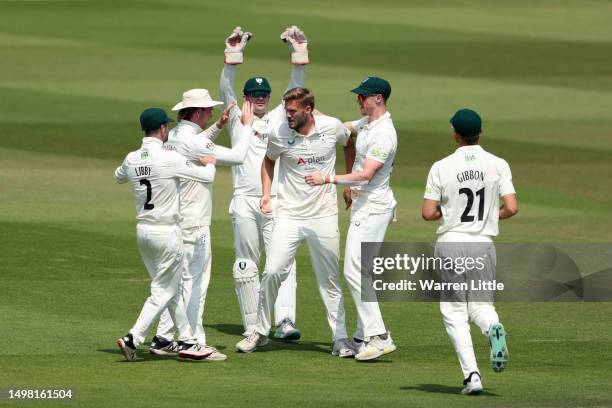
xmin=204 ymin=323 xmax=332 ymax=355
xmin=97 ymin=348 xmax=177 ymax=363
xmin=401 ymin=384 xmax=500 ymax=397
xmin=261 ymin=339 xmax=332 ymax=354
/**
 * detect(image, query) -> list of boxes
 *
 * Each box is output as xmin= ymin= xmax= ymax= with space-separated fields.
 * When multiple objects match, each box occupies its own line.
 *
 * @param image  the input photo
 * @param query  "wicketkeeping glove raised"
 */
xmin=280 ymin=25 xmax=308 ymax=65
xmin=224 ymin=26 xmax=252 ymax=65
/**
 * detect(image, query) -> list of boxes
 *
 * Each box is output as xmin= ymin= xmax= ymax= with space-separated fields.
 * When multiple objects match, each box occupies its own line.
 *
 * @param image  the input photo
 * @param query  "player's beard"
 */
xmin=288 ymin=112 xmax=308 ymax=131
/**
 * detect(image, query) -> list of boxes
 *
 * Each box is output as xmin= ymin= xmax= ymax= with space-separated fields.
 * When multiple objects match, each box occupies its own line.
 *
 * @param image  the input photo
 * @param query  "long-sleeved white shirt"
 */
xmin=163 ymin=119 xmax=252 ymax=228
xmin=114 ymin=137 xmax=216 ymax=226
xmin=219 ymin=64 xmax=306 ymax=197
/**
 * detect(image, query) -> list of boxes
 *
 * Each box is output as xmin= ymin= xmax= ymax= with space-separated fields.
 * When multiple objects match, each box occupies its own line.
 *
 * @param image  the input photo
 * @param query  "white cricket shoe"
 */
xmin=177 ymin=343 xmax=214 ymax=360
xmin=332 ymin=338 xmax=355 ymax=358
xmin=461 ymin=371 xmax=484 ymax=395
xmin=201 ymin=346 xmax=228 ymax=361
xmin=149 ymin=335 xmax=178 ymax=356
xmin=236 ymin=332 xmax=269 ymax=353
xmin=274 ymin=318 xmax=301 ymax=341
xmin=355 ymin=333 xmax=396 ymax=361
xmin=117 ymin=333 xmax=137 ymax=362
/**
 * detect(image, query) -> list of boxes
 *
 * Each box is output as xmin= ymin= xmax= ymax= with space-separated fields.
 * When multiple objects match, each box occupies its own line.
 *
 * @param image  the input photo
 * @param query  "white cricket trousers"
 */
xmin=129 ymin=224 xmax=193 ymax=347
xmin=436 ymin=234 xmax=500 ymax=379
xmin=230 ymin=195 xmax=296 ymax=328
xmin=156 ymin=226 xmax=211 ymax=345
xmin=343 ymin=209 xmax=393 ymax=340
xmin=255 ymin=215 xmax=348 ymax=341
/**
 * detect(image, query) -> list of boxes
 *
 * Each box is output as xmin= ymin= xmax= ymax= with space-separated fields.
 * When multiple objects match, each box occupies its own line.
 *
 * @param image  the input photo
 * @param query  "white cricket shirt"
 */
xmin=266 ymin=114 xmax=350 ymax=219
xmin=350 ymin=111 xmax=397 ymax=214
xmin=163 ymin=119 xmax=251 ymax=228
xmin=424 ymin=145 xmax=515 ymax=238
xmin=226 ymin=105 xmax=285 ymax=196
xmin=114 ymin=137 xmax=216 ymax=226
xmin=219 ymin=63 xmax=306 ymax=197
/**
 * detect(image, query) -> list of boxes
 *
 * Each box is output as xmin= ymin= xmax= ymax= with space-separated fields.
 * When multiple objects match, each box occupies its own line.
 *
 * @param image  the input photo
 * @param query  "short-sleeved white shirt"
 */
xmin=266 ymin=114 xmax=350 ymax=219
xmin=424 ymin=145 xmax=515 ymax=238
xmin=350 ymin=111 xmax=397 ymax=214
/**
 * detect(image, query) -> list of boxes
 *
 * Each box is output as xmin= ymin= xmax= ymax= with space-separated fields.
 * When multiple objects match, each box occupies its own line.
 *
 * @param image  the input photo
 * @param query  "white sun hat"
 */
xmin=171 ymin=88 xmax=224 ymax=111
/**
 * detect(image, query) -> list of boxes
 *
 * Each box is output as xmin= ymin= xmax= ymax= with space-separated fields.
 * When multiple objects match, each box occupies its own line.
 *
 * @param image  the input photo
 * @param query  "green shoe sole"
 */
xmin=274 ymin=329 xmax=301 ymax=341
xmin=489 ymin=323 xmax=508 ymax=373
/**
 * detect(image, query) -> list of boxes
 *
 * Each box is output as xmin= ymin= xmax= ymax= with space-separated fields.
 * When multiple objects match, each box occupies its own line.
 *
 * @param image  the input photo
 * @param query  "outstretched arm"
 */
xmin=220 ymin=64 xmax=238 ymax=106
xmin=200 ymin=101 xmax=236 ymax=142
xmin=193 ymin=100 xmax=255 ymax=166
xmin=305 ymin=157 xmax=382 ymax=187
xmin=173 ymin=154 xmax=217 ymax=183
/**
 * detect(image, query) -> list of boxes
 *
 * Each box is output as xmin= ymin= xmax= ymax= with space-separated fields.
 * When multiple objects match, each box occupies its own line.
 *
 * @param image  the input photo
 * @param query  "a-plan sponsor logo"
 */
xmin=465 ymin=154 xmax=476 ymax=162
xmin=297 ymin=155 xmax=327 ymax=165
xmin=254 ymin=130 xmax=268 ymax=141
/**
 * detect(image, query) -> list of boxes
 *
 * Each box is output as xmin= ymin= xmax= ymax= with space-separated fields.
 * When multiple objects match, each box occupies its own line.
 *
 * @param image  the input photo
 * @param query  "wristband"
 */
xmin=329 ymin=174 xmax=335 ymax=184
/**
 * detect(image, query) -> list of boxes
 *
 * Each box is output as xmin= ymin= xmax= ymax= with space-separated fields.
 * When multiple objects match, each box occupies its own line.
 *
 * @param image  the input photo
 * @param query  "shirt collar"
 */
xmin=292 ymin=115 xmax=320 ymax=138
xmin=142 ymin=137 xmax=164 ymax=148
xmin=455 ymin=144 xmax=483 ymax=154
xmin=364 ymin=111 xmax=391 ymax=130
xmin=178 ymin=119 xmax=203 ymax=133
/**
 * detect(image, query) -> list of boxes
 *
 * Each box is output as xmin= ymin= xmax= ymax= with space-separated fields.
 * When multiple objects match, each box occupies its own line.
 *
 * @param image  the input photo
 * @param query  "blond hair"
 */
xmin=283 ymin=87 xmax=315 ymax=109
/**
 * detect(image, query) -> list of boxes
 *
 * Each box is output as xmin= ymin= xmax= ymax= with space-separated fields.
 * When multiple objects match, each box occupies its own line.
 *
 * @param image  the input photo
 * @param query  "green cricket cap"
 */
xmin=243 ymin=77 xmax=272 ymax=94
xmin=450 ymin=108 xmax=482 ymax=138
xmin=351 ymin=76 xmax=392 ymax=98
xmin=140 ymin=107 xmax=174 ymax=133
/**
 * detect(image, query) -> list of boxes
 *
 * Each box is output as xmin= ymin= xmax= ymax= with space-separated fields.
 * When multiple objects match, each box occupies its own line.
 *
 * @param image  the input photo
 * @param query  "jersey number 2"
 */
xmin=459 ymin=187 xmax=484 ymax=222
xmin=140 ymin=179 xmax=154 ymax=210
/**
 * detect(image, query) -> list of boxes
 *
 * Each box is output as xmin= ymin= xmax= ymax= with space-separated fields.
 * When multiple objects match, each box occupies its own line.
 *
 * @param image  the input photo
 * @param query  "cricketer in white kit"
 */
xmin=151 ymin=90 xmax=255 ymax=361
xmin=220 ymin=26 xmax=309 ymax=339
xmin=236 ymin=87 xmax=352 ymax=356
xmin=305 ymin=76 xmax=397 ymax=361
xmin=422 ymin=108 xmax=518 ymax=395
xmin=115 ymin=107 xmax=218 ymax=362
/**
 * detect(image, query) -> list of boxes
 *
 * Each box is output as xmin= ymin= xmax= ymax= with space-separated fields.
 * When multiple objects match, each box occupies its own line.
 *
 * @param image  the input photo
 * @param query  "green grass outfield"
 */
xmin=1 ymin=0 xmax=612 ymax=406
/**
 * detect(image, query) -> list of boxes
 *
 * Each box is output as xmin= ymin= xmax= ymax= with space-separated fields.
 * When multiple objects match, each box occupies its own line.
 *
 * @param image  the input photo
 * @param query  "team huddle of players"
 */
xmin=114 ymin=26 xmax=518 ymax=396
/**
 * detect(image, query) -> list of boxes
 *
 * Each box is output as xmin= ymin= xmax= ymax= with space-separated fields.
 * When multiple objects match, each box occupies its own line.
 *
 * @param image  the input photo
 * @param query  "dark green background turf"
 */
xmin=1 ymin=1 xmax=611 ymax=406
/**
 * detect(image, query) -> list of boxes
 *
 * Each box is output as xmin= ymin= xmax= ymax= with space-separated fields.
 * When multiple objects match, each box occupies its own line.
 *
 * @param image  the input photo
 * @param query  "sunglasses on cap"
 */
xmin=247 ymin=91 xmax=271 ymax=98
